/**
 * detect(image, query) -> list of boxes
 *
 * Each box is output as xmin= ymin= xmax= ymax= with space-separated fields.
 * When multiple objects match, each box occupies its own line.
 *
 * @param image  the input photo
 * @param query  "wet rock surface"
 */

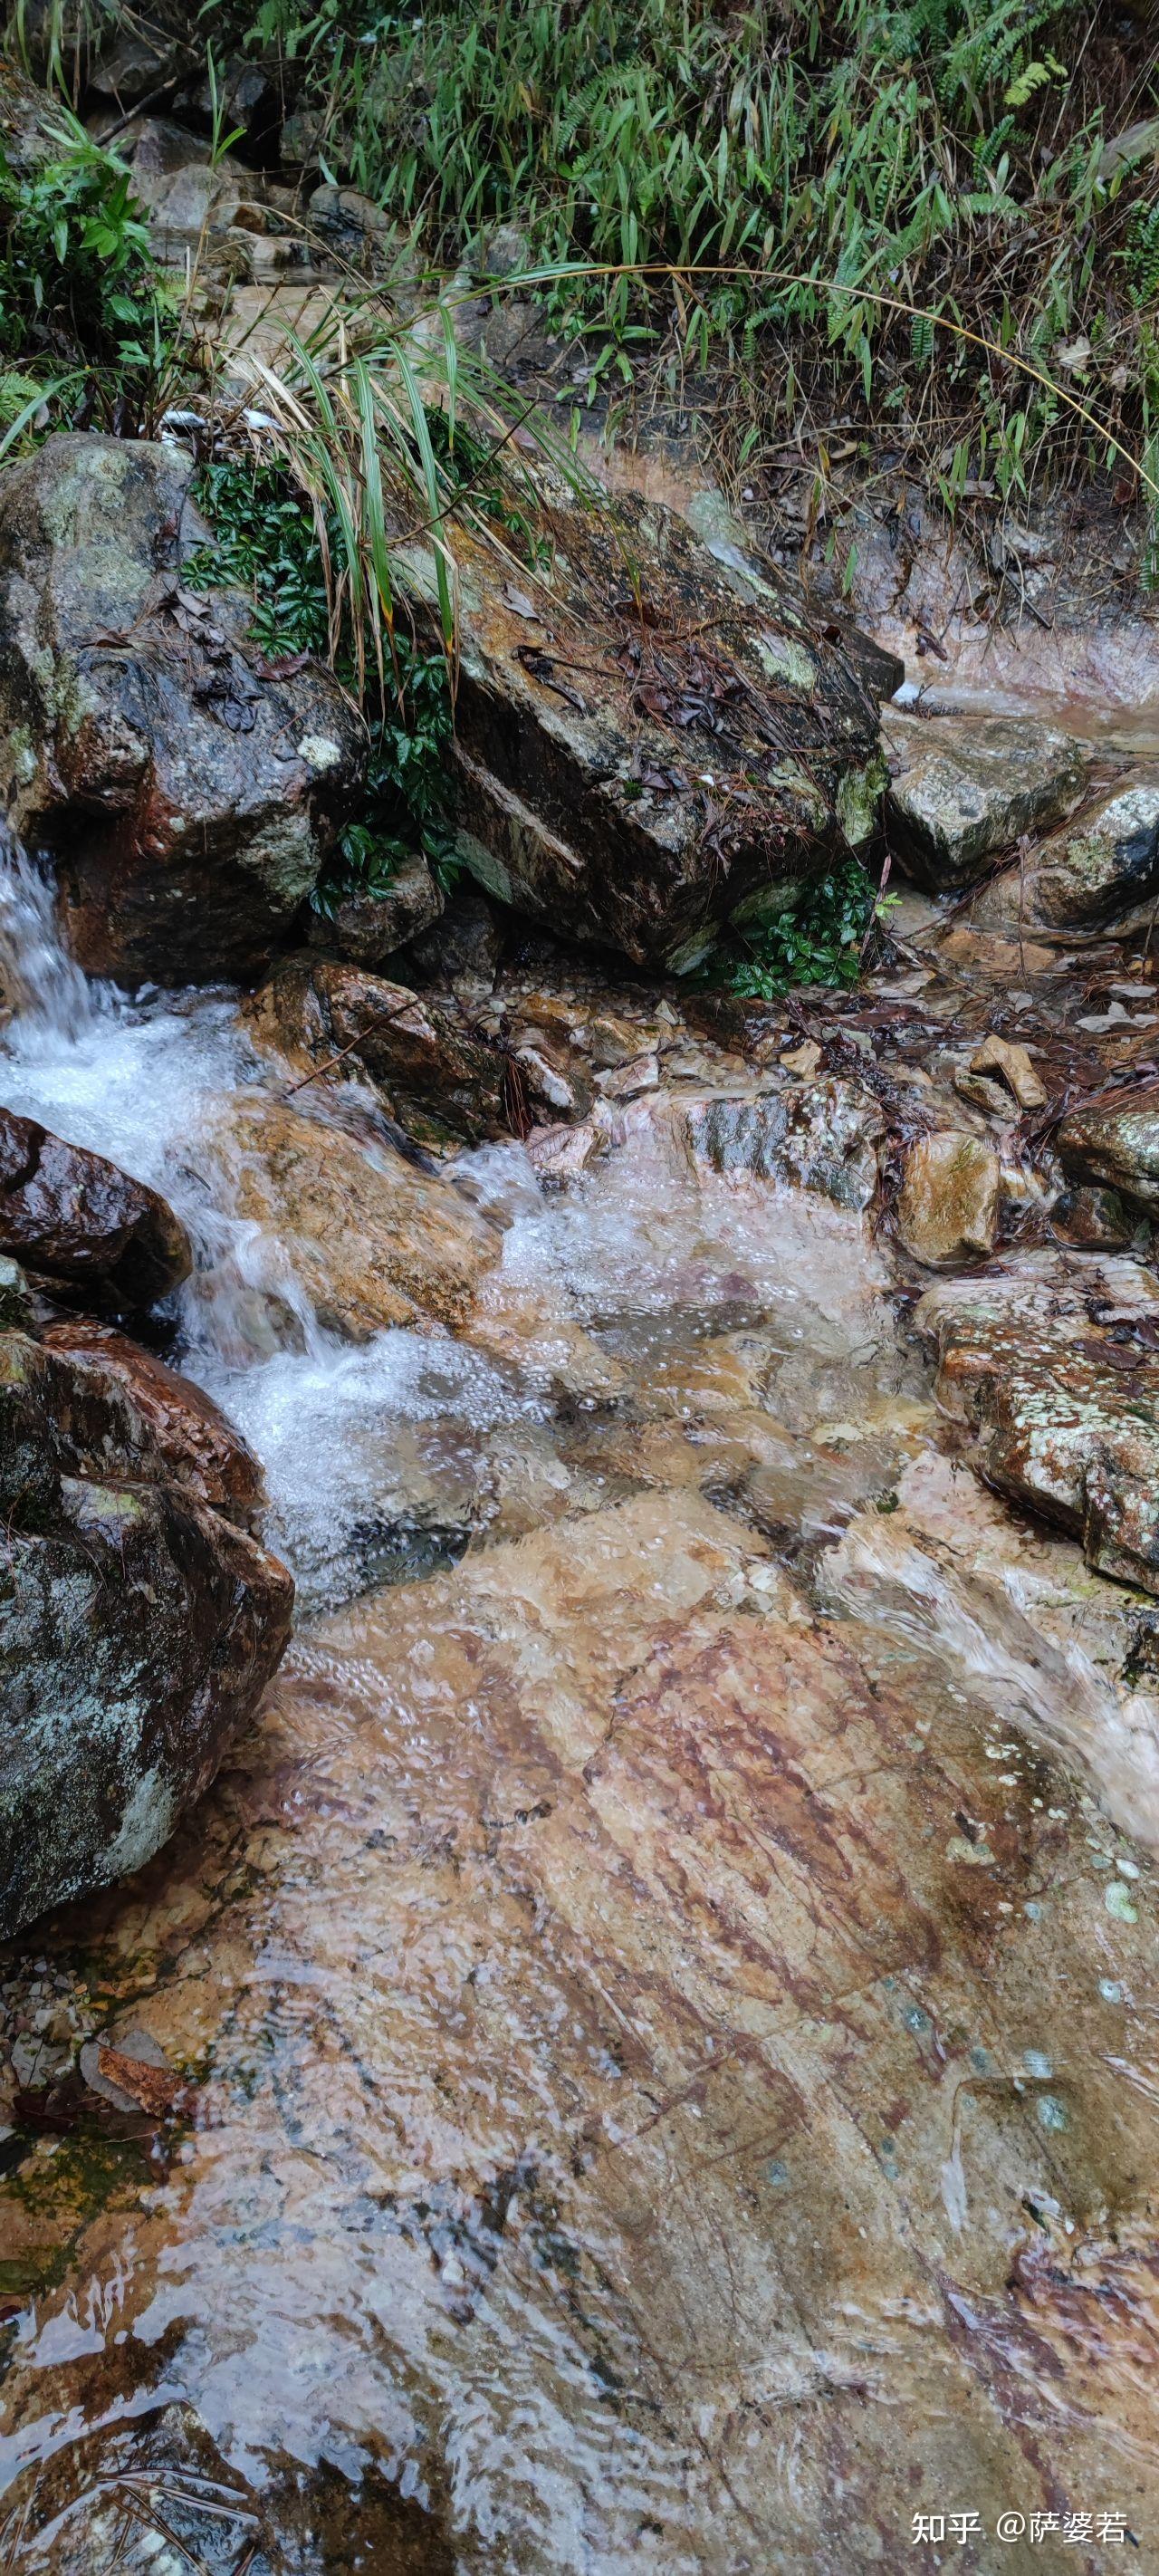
xmin=2 ymin=1475 xmax=1156 ymax=2568
xmin=979 ymin=776 xmax=1159 ymax=930
xmin=308 ymin=854 xmax=444 ymax=967
xmin=917 ymin=1252 xmax=1159 ymax=1591
xmin=398 ymin=482 xmax=885 ymax=969
xmin=0 ymin=435 xmax=364 ymax=981
xmin=885 ymin=711 xmax=1084 ymax=888
xmin=1057 ymin=1078 xmax=1159 ymax=1213
xmin=0 ymin=1326 xmax=292 ymax=1939
xmin=204 ymin=1091 xmax=503 ymax=1334
xmin=0 ymin=1102 xmax=190 ymax=1307
xmin=896 ymin=1128 xmax=1001 ymax=1267
xmin=685 ymin=1073 xmax=884 ymax=1208
xmin=6 ymin=432 xmax=1159 ymax=2567
xmin=39 ymin=1318 xmax=266 ymax=1528
xmin=246 ymin=954 xmax=511 ymax=1146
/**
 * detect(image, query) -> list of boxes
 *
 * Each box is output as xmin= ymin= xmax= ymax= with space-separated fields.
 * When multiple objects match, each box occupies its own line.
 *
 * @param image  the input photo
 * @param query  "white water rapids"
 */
xmin=0 ymin=841 xmax=540 ymax=1607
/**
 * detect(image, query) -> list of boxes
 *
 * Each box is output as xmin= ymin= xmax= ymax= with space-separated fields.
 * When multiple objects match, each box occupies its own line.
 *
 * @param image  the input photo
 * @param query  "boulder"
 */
xmin=975 ymin=780 xmax=1159 ymax=930
xmin=175 ymin=59 xmax=280 ymax=162
xmin=394 ymin=483 xmax=884 ymax=970
xmin=201 ymin=1093 xmax=613 ymax=1396
xmin=245 ymin=956 xmax=510 ymax=1146
xmin=105 ymin=119 xmax=278 ymax=276
xmin=0 ymin=1328 xmax=292 ymax=1937
xmin=132 ymin=153 xmax=267 ymax=260
xmin=0 ymin=435 xmax=365 ymax=982
xmin=0 ymin=1103 xmax=191 ymax=1307
xmin=40 ymin=1318 xmax=265 ymax=1528
xmin=884 ymin=713 xmax=1083 ymax=889
xmin=1056 ymin=1081 xmax=1159 ymax=1214
xmin=685 ymin=1078 xmax=884 ymax=1212
xmin=307 ymin=182 xmax=396 ymax=260
xmin=308 ymin=856 xmax=444 ymax=968
xmin=88 ymin=31 xmax=180 ymax=108
xmin=895 ymin=1130 xmax=1001 ymax=1267
xmin=915 ymin=1253 xmax=1159 ymax=1593
xmin=203 ymin=1095 xmax=502 ymax=1337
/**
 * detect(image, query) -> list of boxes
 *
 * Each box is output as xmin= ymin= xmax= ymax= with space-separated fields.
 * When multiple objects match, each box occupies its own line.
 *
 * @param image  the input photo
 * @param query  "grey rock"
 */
xmin=177 ymin=59 xmax=279 ymax=156
xmin=281 ymin=107 xmax=330 ymax=168
xmin=407 ymin=889 xmax=504 ymax=992
xmin=885 ymin=713 xmax=1083 ymax=889
xmin=0 ymin=55 xmax=67 ymax=168
xmin=685 ymin=1077 xmax=884 ymax=1210
xmin=0 ymin=1329 xmax=293 ymax=1937
xmin=1056 ymin=1080 xmax=1159 ymax=1214
xmin=0 ymin=435 xmax=365 ymax=982
xmin=395 ymin=481 xmax=885 ymax=970
xmin=307 ymin=183 xmax=395 ymax=258
xmin=916 ymin=1252 xmax=1159 ymax=1594
xmin=89 ymin=33 xmax=179 ymax=107
xmin=985 ymin=779 xmax=1159 ymax=930
xmin=470 ymin=221 xmax=533 ymax=280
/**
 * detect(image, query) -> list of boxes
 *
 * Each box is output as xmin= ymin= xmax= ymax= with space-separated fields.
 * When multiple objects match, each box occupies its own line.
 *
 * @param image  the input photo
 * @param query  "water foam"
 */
xmin=0 ymin=845 xmax=535 ymax=1607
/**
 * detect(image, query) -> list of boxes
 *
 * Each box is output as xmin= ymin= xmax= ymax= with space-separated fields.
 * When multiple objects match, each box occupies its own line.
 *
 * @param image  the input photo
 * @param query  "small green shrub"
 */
xmin=186 ymin=457 xmax=333 ymax=658
xmin=710 ymin=859 xmax=895 ymax=998
xmin=0 ymin=126 xmax=172 ymax=400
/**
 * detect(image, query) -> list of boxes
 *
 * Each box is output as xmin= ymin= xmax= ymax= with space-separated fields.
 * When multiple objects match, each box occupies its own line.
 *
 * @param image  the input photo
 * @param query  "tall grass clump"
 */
xmin=229 ymin=0 xmax=1158 ymax=489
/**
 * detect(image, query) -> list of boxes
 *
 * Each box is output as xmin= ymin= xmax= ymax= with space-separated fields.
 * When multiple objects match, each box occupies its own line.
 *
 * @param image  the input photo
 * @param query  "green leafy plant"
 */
xmin=0 ymin=124 xmax=174 ymax=403
xmin=187 ymin=450 xmax=455 ymax=911
xmin=185 ymin=457 xmax=333 ymax=657
xmin=711 ymin=859 xmax=896 ymax=998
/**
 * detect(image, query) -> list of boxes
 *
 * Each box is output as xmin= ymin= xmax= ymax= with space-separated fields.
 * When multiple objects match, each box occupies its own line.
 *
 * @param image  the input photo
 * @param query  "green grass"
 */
xmin=225 ymin=0 xmax=1157 ymax=491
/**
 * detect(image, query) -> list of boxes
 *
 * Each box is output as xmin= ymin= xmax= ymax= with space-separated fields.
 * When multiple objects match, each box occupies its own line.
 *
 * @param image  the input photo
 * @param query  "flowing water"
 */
xmin=2 ymin=852 xmax=1159 ymax=2571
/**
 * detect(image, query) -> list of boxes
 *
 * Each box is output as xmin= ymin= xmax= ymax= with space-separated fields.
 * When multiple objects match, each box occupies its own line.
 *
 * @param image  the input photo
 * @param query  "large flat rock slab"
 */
xmin=1 ymin=1489 xmax=1154 ymax=2567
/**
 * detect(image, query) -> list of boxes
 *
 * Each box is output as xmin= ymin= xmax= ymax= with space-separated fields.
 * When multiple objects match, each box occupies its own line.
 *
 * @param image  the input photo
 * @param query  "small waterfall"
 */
xmin=0 ymin=838 xmax=532 ymax=1607
xmin=0 ymin=833 xmax=104 ymax=1044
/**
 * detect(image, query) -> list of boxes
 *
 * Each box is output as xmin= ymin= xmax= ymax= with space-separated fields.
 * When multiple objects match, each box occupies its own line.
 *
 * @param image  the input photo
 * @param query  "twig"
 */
xmin=283 ymin=995 xmax=420 ymax=1095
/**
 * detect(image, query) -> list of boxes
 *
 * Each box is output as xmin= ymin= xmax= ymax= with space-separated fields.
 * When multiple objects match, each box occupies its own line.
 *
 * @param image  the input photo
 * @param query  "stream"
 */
xmin=1 ymin=844 xmax=1158 ymax=2571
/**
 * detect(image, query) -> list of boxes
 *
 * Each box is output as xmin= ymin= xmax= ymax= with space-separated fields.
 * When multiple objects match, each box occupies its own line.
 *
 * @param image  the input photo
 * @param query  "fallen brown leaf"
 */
xmin=96 ymin=2046 xmax=188 ymax=2119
